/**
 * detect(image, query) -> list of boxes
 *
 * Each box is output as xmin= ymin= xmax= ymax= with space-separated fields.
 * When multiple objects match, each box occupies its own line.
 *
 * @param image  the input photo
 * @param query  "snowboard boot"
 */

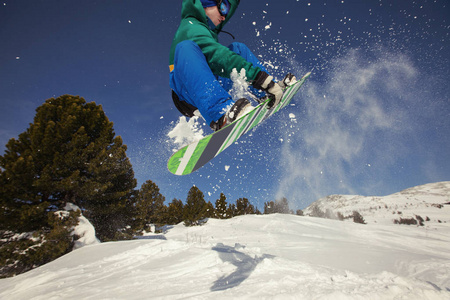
xmin=210 ymin=98 xmax=253 ymax=131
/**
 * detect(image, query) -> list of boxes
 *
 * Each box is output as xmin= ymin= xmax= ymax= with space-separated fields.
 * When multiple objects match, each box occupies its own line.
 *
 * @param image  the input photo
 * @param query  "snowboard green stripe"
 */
xmin=168 ymin=135 xmax=213 ymax=175
xmin=248 ymin=104 xmax=268 ymax=130
xmin=220 ymin=116 xmax=245 ymax=153
xmin=220 ymin=109 xmax=256 ymax=153
xmin=168 ymin=147 xmax=188 ymax=174
xmin=234 ymin=109 xmax=256 ymax=137
xmin=180 ymin=135 xmax=212 ymax=175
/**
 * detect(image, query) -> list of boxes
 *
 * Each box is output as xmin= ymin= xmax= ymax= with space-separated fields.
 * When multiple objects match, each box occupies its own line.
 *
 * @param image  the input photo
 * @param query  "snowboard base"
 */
xmin=168 ymin=72 xmax=311 ymax=175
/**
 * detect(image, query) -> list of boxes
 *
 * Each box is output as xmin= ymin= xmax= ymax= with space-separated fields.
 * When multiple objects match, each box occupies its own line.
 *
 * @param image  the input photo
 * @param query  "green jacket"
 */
xmin=169 ymin=0 xmax=261 ymax=81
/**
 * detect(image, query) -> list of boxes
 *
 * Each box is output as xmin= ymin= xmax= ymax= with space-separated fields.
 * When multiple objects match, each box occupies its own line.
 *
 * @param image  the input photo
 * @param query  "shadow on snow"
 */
xmin=211 ymin=243 xmax=275 ymax=292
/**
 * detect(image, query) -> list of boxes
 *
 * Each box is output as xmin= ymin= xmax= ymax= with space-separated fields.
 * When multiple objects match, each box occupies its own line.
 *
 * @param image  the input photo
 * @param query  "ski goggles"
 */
xmin=216 ymin=0 xmax=231 ymax=17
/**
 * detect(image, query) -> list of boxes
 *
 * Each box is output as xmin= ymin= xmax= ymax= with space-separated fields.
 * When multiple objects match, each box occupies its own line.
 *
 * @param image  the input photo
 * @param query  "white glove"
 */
xmin=253 ymin=71 xmax=283 ymax=108
xmin=278 ymin=73 xmax=297 ymax=89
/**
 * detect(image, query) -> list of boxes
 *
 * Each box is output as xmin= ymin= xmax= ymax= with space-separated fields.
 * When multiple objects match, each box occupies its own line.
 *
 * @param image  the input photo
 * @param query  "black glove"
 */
xmin=253 ymin=71 xmax=283 ymax=108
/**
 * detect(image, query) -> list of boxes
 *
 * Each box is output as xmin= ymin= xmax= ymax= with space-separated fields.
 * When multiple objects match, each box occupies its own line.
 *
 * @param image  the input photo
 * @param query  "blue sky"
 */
xmin=1 ymin=0 xmax=449 ymax=210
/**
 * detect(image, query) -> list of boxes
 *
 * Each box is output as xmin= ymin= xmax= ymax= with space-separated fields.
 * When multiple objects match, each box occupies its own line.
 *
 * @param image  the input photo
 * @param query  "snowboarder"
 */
xmin=169 ymin=0 xmax=296 ymax=131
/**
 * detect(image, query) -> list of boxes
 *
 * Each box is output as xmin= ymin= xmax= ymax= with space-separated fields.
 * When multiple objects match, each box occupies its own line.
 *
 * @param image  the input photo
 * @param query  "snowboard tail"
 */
xmin=168 ymin=72 xmax=311 ymax=175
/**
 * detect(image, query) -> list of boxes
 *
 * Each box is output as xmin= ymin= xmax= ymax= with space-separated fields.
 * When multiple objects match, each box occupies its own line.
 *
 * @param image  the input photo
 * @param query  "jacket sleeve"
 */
xmin=185 ymin=20 xmax=261 ymax=81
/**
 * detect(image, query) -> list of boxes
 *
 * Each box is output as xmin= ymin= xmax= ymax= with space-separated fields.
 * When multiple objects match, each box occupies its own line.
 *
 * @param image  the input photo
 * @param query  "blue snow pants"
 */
xmin=170 ymin=40 xmax=268 ymax=125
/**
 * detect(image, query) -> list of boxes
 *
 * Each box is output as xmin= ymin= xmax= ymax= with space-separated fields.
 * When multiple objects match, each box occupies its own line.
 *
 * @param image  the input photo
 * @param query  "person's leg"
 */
xmin=170 ymin=40 xmax=233 ymax=125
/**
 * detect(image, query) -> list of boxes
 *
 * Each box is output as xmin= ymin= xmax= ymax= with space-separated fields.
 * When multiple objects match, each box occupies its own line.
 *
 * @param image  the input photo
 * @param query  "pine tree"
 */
xmin=214 ymin=193 xmax=229 ymax=219
xmin=203 ymin=201 xmax=215 ymax=218
xmin=235 ymin=198 xmax=255 ymax=216
xmin=0 ymin=95 xmax=136 ymax=240
xmin=227 ymin=203 xmax=237 ymax=218
xmin=264 ymin=201 xmax=276 ymax=214
xmin=277 ymin=197 xmax=292 ymax=214
xmin=264 ymin=198 xmax=292 ymax=214
xmin=166 ymin=199 xmax=184 ymax=225
xmin=183 ymin=186 xmax=207 ymax=226
xmin=134 ymin=180 xmax=166 ymax=232
xmin=0 ymin=209 xmax=80 ymax=278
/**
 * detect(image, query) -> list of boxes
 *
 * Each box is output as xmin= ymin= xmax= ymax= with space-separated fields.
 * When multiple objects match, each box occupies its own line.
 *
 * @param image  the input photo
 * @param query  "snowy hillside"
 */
xmin=1 ymin=183 xmax=449 ymax=299
xmin=304 ymin=181 xmax=450 ymax=227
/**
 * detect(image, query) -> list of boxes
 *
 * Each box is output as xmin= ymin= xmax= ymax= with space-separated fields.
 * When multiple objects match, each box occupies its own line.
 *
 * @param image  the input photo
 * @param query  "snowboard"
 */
xmin=167 ymin=72 xmax=311 ymax=175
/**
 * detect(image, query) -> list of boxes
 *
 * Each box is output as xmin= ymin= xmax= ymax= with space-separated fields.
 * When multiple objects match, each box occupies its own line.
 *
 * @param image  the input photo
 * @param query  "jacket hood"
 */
xmin=181 ymin=0 xmax=239 ymax=34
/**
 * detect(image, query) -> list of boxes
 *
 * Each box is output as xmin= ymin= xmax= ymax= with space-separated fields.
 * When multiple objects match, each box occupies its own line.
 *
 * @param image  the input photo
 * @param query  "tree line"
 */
xmin=131 ymin=182 xmax=260 ymax=232
xmin=121 ymin=180 xmax=303 ymax=236
xmin=0 ymin=95 xmax=298 ymax=278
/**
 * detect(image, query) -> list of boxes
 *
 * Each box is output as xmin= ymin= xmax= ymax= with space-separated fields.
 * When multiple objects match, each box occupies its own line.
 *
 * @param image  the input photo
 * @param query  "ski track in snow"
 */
xmin=1 ymin=182 xmax=449 ymax=299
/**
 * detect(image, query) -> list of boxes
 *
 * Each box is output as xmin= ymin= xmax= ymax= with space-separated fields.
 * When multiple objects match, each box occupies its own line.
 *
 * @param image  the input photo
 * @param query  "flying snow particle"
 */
xmin=128 ymin=20 xmax=131 ymax=24
xmin=167 ymin=116 xmax=205 ymax=151
xmin=225 ymin=165 xmax=230 ymax=171
xmin=229 ymin=68 xmax=253 ymax=101
xmin=289 ymin=113 xmax=297 ymax=124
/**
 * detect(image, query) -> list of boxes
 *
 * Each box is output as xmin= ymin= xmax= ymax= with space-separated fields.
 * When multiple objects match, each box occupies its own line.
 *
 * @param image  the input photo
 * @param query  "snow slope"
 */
xmin=1 ymin=183 xmax=449 ymax=299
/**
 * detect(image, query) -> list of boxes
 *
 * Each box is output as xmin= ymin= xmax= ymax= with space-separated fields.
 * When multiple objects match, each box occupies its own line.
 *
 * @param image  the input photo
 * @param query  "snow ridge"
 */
xmin=304 ymin=181 xmax=450 ymax=227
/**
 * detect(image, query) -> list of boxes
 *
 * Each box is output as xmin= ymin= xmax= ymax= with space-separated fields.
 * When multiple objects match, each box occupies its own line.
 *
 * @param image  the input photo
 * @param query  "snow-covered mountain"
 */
xmin=304 ymin=181 xmax=450 ymax=227
xmin=0 ymin=182 xmax=449 ymax=299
